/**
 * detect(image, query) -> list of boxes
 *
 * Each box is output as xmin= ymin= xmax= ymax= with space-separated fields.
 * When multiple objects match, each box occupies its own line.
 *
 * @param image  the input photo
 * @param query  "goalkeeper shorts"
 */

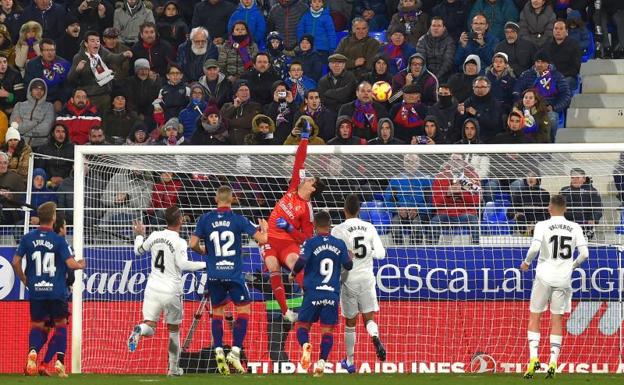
xmin=261 ymin=237 xmax=301 ymax=268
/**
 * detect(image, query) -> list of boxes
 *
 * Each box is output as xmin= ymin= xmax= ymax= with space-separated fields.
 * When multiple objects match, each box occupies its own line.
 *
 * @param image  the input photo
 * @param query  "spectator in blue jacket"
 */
xmin=485 ymin=51 xmax=516 ymax=113
xmin=228 ymin=0 xmax=267 ymax=50
xmin=381 ymin=25 xmax=417 ymax=76
xmin=468 ymin=0 xmax=519 ymax=41
xmin=178 ymin=83 xmax=207 ymax=140
xmin=296 ymin=0 xmax=336 ymax=59
xmin=177 ymin=27 xmax=219 ymax=82
xmin=21 ymin=0 xmax=66 ymax=41
xmin=292 ymin=35 xmax=324 ymax=82
xmin=284 ymin=60 xmax=317 ymax=106
xmin=455 ymin=13 xmax=498 ymax=71
xmin=354 ymin=0 xmax=390 ymax=32
xmin=513 ymin=50 xmax=571 ymax=141
xmin=24 ymin=38 xmax=71 ymax=112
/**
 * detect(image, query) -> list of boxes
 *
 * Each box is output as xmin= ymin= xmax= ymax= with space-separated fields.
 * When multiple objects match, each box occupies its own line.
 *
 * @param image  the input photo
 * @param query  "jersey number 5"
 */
xmin=353 ymin=236 xmax=367 ymax=259
xmin=209 ymin=231 xmax=235 ymax=257
xmin=549 ymin=235 xmax=572 ymax=259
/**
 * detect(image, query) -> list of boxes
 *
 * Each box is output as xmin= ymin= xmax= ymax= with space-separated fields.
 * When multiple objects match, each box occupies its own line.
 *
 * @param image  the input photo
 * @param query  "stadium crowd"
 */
xmin=0 ymin=0 xmax=621 ymax=242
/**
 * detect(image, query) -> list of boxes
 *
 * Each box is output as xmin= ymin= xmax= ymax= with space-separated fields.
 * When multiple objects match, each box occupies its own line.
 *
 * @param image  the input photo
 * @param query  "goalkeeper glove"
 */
xmin=300 ymin=119 xmax=311 ymax=139
xmin=276 ymin=217 xmax=294 ymax=233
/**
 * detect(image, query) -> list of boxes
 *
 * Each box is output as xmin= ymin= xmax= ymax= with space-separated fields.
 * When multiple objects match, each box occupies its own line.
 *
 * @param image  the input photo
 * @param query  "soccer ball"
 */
xmin=372 ymin=81 xmax=392 ymax=102
xmin=469 ymin=352 xmax=497 ymax=373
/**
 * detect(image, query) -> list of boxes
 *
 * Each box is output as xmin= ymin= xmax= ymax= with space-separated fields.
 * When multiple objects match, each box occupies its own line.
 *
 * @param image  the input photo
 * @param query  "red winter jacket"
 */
xmin=151 ymin=179 xmax=182 ymax=210
xmin=432 ymin=163 xmax=481 ymax=216
xmin=56 ymin=100 xmax=102 ymax=145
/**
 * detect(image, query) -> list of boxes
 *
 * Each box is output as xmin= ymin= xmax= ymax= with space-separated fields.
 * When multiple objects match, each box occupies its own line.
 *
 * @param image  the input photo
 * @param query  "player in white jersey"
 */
xmin=520 ymin=195 xmax=589 ymax=379
xmin=331 ymin=194 xmax=387 ymax=373
xmin=127 ymin=207 xmax=206 ymax=376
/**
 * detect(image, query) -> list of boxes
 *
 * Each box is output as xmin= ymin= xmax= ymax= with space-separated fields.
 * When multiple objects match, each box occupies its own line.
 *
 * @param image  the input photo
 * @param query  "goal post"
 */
xmin=71 ymin=143 xmax=624 ymax=375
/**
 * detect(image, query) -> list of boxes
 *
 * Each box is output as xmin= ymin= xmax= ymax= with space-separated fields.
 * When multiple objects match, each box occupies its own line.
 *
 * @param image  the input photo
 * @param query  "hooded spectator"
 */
xmin=158 ymin=117 xmax=185 ymax=145
xmin=14 ymin=21 xmax=42 ymax=76
xmin=126 ymin=121 xmax=153 ymax=145
xmin=265 ymin=31 xmax=290 ymax=80
xmin=30 ymin=168 xmax=56 ymax=214
xmin=566 ymin=10 xmax=590 ymax=55
xmin=419 ymin=114 xmax=445 ymax=144
xmin=391 ymin=52 xmax=439 ymax=106
xmin=191 ymin=102 xmax=231 ymax=145
xmin=218 ymin=20 xmax=259 ymax=81
xmin=245 ymin=114 xmax=276 ymax=145
xmin=292 ymin=34 xmax=324 ymax=82
xmin=362 ymin=54 xmax=393 ymax=85
xmin=490 ymin=108 xmax=535 ymax=143
xmin=10 ymin=78 xmax=54 ymax=148
xmin=447 ymin=54 xmax=481 ymax=103
xmin=327 ymin=115 xmax=366 ymax=145
xmin=178 ymin=83 xmax=207 ymax=140
xmin=228 ymin=0 xmax=267 ymax=49
xmin=157 ymin=1 xmax=189 ymax=50
xmin=283 ymin=115 xmax=325 ymax=145
xmin=368 ymin=117 xmax=404 ymax=144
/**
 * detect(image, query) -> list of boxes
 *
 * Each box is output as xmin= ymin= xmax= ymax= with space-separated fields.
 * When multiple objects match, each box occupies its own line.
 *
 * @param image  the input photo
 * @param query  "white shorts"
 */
xmin=142 ymin=288 xmax=184 ymax=325
xmin=529 ymin=276 xmax=572 ymax=315
xmin=340 ymin=278 xmax=379 ymax=319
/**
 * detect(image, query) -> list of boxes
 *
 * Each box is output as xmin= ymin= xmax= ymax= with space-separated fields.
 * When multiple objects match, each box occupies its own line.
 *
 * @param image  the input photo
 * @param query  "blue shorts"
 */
xmin=30 ymin=299 xmax=69 ymax=323
xmin=205 ymin=279 xmax=250 ymax=307
xmin=297 ymin=296 xmax=339 ymax=326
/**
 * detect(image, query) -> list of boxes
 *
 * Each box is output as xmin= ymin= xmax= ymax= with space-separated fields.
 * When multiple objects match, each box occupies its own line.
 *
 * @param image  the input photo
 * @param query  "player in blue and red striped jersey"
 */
xmin=12 ymin=202 xmax=85 ymax=377
xmin=290 ymin=211 xmax=352 ymax=377
xmin=264 ymin=119 xmax=325 ymax=322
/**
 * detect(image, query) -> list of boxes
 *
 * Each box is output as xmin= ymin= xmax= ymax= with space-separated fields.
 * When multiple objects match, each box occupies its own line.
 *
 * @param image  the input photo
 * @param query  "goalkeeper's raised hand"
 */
xmin=276 ymin=217 xmax=294 ymax=233
xmin=300 ymin=119 xmax=311 ymax=140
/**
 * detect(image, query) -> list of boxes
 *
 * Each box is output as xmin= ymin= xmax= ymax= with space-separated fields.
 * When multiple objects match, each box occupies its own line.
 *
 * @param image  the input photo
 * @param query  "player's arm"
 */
xmin=11 ymin=255 xmax=27 ymax=286
xmin=251 ymin=218 xmax=269 ymax=245
xmin=133 ymin=220 xmax=149 ymax=256
xmin=521 ymin=223 xmax=542 ymax=271
xmin=277 ymin=215 xmax=312 ymax=244
xmin=175 ymin=240 xmax=206 ymax=272
xmin=66 ymin=257 xmax=86 ymax=270
xmin=340 ymin=240 xmax=354 ymax=271
xmin=189 ymin=235 xmax=206 ymax=255
xmin=572 ymin=225 xmax=589 ymax=268
xmin=370 ymin=226 xmax=386 ymax=260
xmin=287 ymin=120 xmax=311 ymax=191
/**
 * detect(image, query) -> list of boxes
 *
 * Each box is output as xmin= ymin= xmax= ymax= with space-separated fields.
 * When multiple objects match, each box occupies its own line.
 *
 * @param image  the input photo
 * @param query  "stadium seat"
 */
xmin=369 ymin=31 xmax=387 ymax=44
xmin=582 ymin=31 xmax=595 ymax=63
xmin=336 ymin=30 xmax=349 ymax=46
xmin=481 ymin=201 xmax=513 ymax=235
xmin=360 ymin=201 xmax=392 ymax=235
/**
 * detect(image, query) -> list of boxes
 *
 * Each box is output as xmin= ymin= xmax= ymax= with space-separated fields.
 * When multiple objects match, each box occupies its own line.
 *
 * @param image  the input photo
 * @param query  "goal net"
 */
xmin=69 ymin=144 xmax=623 ymax=375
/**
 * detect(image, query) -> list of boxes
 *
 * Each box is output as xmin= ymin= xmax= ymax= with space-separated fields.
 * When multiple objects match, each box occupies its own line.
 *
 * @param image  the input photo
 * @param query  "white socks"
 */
xmin=139 ymin=323 xmax=155 ymax=336
xmin=345 ymin=326 xmax=356 ymax=365
xmin=168 ymin=331 xmax=180 ymax=371
xmin=365 ymin=321 xmax=379 ymax=338
xmin=528 ymin=331 xmax=540 ymax=359
xmin=549 ymin=335 xmax=562 ymax=364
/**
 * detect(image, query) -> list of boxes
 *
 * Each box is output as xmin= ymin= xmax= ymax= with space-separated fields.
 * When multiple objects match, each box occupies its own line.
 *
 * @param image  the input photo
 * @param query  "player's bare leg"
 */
xmin=226 ymin=303 xmax=250 ymax=374
xmin=313 ymin=325 xmax=335 ymax=377
xmin=363 ymin=312 xmax=385 ymax=361
xmin=341 ymin=316 xmax=357 ymax=373
xmin=524 ymin=312 xmax=542 ymax=379
xmin=128 ymin=320 xmax=155 ymax=353
xmin=166 ymin=324 xmax=183 ymax=376
xmin=211 ymin=305 xmax=230 ymax=375
xmin=26 ymin=321 xmax=47 ymax=376
xmin=546 ymin=314 xmax=563 ymax=379
xmin=296 ymin=322 xmax=313 ymax=370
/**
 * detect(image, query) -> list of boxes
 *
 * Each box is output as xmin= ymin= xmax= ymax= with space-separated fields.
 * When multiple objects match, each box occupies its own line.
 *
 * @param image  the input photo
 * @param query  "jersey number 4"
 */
xmin=155 ymin=250 xmax=165 ymax=273
xmin=549 ymin=235 xmax=572 ymax=259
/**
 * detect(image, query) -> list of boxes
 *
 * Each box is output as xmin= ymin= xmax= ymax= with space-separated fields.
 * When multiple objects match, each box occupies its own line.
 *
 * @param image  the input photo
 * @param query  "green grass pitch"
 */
xmin=1 ymin=374 xmax=621 ymax=385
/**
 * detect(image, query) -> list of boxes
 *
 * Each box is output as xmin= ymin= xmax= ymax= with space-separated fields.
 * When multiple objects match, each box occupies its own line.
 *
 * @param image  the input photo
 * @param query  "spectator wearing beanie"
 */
xmin=124 ymin=58 xmax=161 ymax=125
xmin=179 ymin=83 xmax=208 ymax=140
xmin=494 ymin=21 xmax=537 ymax=77
xmin=382 ymin=25 xmax=417 ymax=76
xmin=158 ymin=117 xmax=185 ymax=145
xmin=245 ymin=114 xmax=277 ymax=145
xmin=485 ymin=51 xmax=516 ymax=114
xmin=389 ymin=0 xmax=429 ymax=46
xmin=1 ymin=124 xmax=32 ymax=180
xmin=10 ymin=78 xmax=54 ymax=148
xmin=265 ymin=31 xmax=290 ymax=81
xmin=292 ymin=35 xmax=324 ymax=82
xmin=103 ymin=88 xmax=140 ymax=144
xmin=101 ymin=27 xmax=132 ymax=87
xmin=228 ymin=0 xmax=267 ymax=49
xmin=220 ymin=80 xmax=262 ymax=145
xmin=126 ymin=121 xmax=153 ymax=145
xmin=56 ymin=15 xmax=82 ymax=64
xmin=191 ymin=102 xmax=231 ymax=145
xmin=296 ymin=0 xmax=337 ymax=59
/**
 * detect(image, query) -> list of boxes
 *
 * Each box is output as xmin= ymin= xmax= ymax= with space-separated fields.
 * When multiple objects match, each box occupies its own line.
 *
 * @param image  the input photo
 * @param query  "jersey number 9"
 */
xmin=320 ymin=258 xmax=334 ymax=283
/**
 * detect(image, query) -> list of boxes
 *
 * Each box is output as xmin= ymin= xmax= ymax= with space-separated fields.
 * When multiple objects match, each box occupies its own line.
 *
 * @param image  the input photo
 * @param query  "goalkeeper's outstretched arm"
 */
xmin=287 ymin=120 xmax=311 ymax=192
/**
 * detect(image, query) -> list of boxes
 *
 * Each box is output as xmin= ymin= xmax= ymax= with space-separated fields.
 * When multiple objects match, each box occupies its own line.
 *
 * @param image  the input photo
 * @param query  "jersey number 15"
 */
xmin=549 ymin=235 xmax=572 ymax=259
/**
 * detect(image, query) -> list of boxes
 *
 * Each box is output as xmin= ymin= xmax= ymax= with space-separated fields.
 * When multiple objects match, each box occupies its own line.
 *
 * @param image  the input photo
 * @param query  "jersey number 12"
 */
xmin=209 ymin=231 xmax=235 ymax=257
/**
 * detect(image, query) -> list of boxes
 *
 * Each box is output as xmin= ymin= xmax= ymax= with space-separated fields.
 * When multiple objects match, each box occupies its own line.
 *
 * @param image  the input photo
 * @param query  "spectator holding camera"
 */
xmin=263 ymin=80 xmax=297 ymax=143
xmin=454 ymin=13 xmax=498 ymax=72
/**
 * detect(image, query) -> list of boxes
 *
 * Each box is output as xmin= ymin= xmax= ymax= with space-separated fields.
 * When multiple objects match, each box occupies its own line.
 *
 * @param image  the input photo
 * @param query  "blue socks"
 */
xmin=44 ymin=326 xmax=67 ymax=364
xmin=212 ymin=316 xmax=224 ymax=348
xmin=232 ymin=315 xmax=248 ymax=348
xmin=320 ymin=333 xmax=333 ymax=361
xmin=29 ymin=326 xmax=48 ymax=353
xmin=296 ymin=326 xmax=309 ymax=346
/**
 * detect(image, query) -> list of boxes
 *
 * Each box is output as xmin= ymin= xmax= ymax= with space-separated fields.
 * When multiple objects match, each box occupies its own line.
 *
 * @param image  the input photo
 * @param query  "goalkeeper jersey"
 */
xmin=268 ymin=138 xmax=314 ymax=243
xmin=331 ymin=218 xmax=386 ymax=283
